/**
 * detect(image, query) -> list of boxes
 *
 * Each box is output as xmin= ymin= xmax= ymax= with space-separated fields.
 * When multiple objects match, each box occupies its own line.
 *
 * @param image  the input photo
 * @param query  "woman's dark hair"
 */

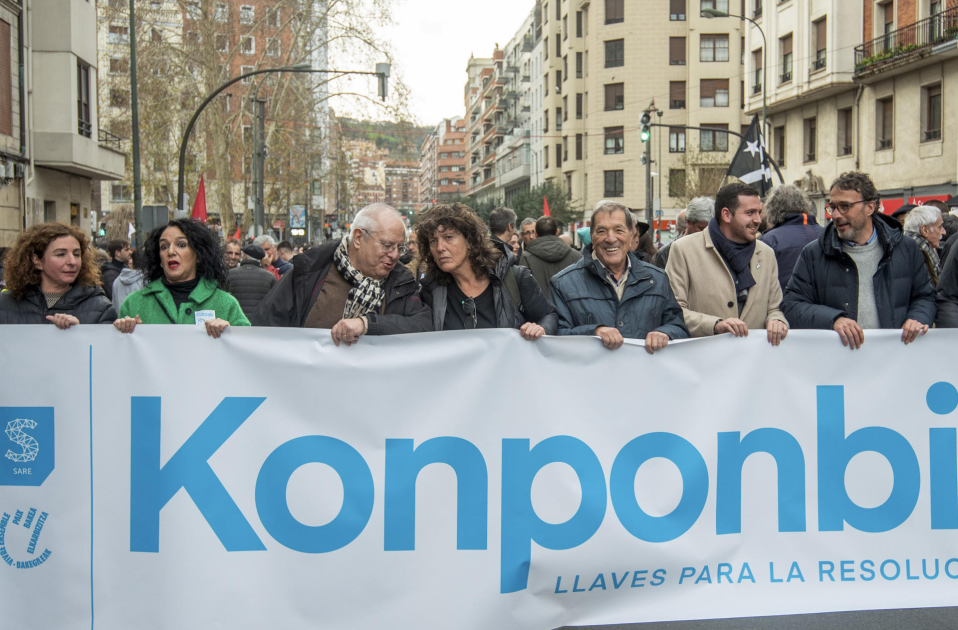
xmin=2 ymin=222 xmax=101 ymax=300
xmin=139 ymin=219 xmax=228 ymax=287
xmin=415 ymin=203 xmax=501 ymax=284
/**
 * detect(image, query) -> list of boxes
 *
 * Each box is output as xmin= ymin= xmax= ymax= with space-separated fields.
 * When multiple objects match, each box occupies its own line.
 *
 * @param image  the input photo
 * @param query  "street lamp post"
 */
xmin=702 ymin=8 xmax=767 ymax=138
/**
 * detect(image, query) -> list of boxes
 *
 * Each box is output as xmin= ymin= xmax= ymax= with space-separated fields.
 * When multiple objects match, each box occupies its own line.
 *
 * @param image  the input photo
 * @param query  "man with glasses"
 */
xmin=783 ymin=171 xmax=936 ymax=348
xmin=252 ymin=203 xmax=431 ymax=343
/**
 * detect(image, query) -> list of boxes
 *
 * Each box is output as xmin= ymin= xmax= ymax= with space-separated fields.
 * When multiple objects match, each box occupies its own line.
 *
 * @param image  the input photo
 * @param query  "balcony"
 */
xmin=670 ymin=99 xmax=686 ymax=109
xmin=855 ymin=6 xmax=958 ymax=77
xmin=780 ymin=71 xmax=792 ymax=84
xmin=877 ymin=139 xmax=893 ymax=150
xmin=811 ymin=50 xmax=827 ymax=72
xmin=752 ymin=83 xmax=762 ymax=95
xmin=522 ymin=35 xmax=534 ymax=52
xmin=98 ymin=128 xmax=123 ymax=151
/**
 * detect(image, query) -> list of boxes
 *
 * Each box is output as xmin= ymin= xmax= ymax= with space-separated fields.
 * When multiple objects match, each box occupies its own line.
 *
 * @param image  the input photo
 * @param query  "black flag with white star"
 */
xmin=725 ymin=115 xmax=778 ymax=195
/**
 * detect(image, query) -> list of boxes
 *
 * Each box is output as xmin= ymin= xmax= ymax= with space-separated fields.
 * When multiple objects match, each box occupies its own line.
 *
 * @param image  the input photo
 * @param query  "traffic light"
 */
xmin=640 ymin=110 xmax=652 ymax=142
xmin=97 ymin=223 xmax=106 ymax=237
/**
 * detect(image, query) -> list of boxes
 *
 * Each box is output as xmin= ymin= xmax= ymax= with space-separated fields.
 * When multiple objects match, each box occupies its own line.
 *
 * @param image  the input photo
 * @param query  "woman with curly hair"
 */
xmin=114 ymin=219 xmax=248 ymax=337
xmin=416 ymin=203 xmax=556 ymax=338
xmin=0 ymin=222 xmax=116 ymax=327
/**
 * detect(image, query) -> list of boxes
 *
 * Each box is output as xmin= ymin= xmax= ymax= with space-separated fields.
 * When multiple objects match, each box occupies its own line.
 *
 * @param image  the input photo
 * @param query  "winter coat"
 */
xmin=519 ymin=235 xmax=582 ymax=297
xmin=783 ymin=212 xmax=936 ymax=329
xmin=272 ymin=256 xmax=293 ymax=276
xmin=0 ymin=283 xmax=116 ymax=324
xmin=666 ymin=229 xmax=787 ymax=337
xmin=760 ymin=213 xmax=824 ymax=291
xmin=251 ymin=238 xmax=431 ymax=334
xmin=112 ymin=268 xmax=146 ymax=314
xmin=420 ymin=253 xmax=558 ymax=334
xmin=550 ymin=249 xmax=689 ymax=340
xmin=119 ymin=277 xmax=250 ymax=326
xmin=650 ymin=240 xmax=673 ymax=270
xmin=99 ymin=259 xmax=125 ymax=301
xmin=935 ymin=239 xmax=958 ymax=327
xmin=228 ymin=259 xmax=277 ymax=317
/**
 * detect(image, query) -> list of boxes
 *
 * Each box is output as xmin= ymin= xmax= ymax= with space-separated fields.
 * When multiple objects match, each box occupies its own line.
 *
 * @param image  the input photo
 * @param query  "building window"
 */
xmin=754 ymin=0 xmax=763 ymax=18
xmin=700 ymin=34 xmax=729 ymax=62
xmin=701 ymin=0 xmax=729 ymax=11
xmin=556 ymin=70 xmax=562 ymax=94
xmin=604 ymin=170 xmax=624 ymax=197
xmin=241 ymin=36 xmax=255 ymax=55
xmin=563 ymin=15 xmax=568 ymax=39
xmin=604 ymin=126 xmax=624 ymax=154
xmin=752 ymin=49 xmax=762 ymax=94
xmin=773 ymin=125 xmax=785 ymax=166
xmin=576 ymin=134 xmax=583 ymax=160
xmin=605 ymin=0 xmax=624 ymax=24
xmin=576 ymin=52 xmax=583 ymax=78
xmin=804 ymin=116 xmax=817 ymax=162
xmin=267 ymin=7 xmax=281 ymax=27
xmin=605 ymin=39 xmax=625 ymax=68
xmin=670 ymin=37 xmax=686 ymax=65
xmin=604 ymin=83 xmax=624 ymax=111
xmin=922 ymin=83 xmax=942 ymax=142
xmin=576 ymin=93 xmax=583 ymax=119
xmin=108 ymin=25 xmax=129 ymax=45
xmin=214 ymin=2 xmax=228 ymax=22
xmin=556 ymin=107 xmax=563 ymax=130
xmin=266 ymin=38 xmax=280 ymax=57
xmin=670 ymin=81 xmax=686 ymax=109
xmin=239 ymin=5 xmax=254 ymax=24
xmin=669 ymin=127 xmax=686 ymax=153
xmin=780 ymin=34 xmax=793 ymax=83
xmin=545 ymin=36 xmax=548 ymax=59
xmin=576 ymin=11 xmax=583 ymax=36
xmin=216 ymin=34 xmax=229 ymax=53
xmin=700 ymin=79 xmax=729 ymax=107
xmin=240 ymin=65 xmax=255 ymax=83
xmin=671 ymin=0 xmax=686 ymax=20
xmin=876 ymin=97 xmax=894 ymax=150
xmin=812 ymin=18 xmax=827 ymax=71
xmin=109 ymin=57 xmax=129 ymax=75
xmin=700 ymin=124 xmax=728 ymax=152
xmin=110 ymin=88 xmax=130 ymax=108
xmin=563 ymin=56 xmax=568 ymax=81
xmin=837 ymin=108 xmax=852 ymax=155
xmin=77 ymin=62 xmax=91 ymax=138
xmin=669 ymin=169 xmax=687 ymax=198
xmin=556 ymin=143 xmax=562 ymax=167
xmin=111 ymin=184 xmax=132 ymax=202
xmin=556 ymin=36 xmax=561 ymax=57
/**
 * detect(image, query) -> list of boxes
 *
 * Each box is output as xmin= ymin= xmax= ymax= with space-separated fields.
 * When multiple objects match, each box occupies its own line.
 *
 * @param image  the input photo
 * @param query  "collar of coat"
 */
xmin=141 ymin=276 xmax=217 ymax=320
xmin=819 ymin=210 xmax=901 ymax=259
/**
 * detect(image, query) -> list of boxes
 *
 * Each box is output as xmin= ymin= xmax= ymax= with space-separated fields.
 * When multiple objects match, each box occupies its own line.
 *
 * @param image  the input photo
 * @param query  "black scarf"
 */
xmin=162 ymin=276 xmax=200 ymax=309
xmin=708 ymin=218 xmax=756 ymax=310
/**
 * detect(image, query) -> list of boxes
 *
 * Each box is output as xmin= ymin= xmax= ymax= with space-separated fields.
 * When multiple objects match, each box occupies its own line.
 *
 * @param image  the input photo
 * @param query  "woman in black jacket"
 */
xmin=416 ymin=203 xmax=557 ymax=338
xmin=0 ymin=222 xmax=116 ymax=327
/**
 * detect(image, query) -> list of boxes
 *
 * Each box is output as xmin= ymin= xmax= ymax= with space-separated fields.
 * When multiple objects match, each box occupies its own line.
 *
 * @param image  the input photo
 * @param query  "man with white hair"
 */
xmin=903 ymin=204 xmax=945 ymax=286
xmin=253 ymin=234 xmax=293 ymax=276
xmin=252 ymin=203 xmax=431 ymax=343
xmin=652 ymin=197 xmax=714 ymax=269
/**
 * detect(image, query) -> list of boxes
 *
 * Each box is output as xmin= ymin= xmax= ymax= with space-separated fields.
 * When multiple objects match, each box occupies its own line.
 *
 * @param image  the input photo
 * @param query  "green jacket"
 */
xmin=119 ymin=277 xmax=250 ymax=326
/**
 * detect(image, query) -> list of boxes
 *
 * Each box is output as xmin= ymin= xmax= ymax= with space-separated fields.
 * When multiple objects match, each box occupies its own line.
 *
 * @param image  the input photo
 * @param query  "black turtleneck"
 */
xmin=162 ymin=276 xmax=200 ymax=309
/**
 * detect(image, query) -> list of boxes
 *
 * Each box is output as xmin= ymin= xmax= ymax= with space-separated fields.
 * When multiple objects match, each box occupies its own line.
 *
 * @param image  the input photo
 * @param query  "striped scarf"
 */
xmin=332 ymin=237 xmax=385 ymax=319
xmin=904 ymin=229 xmax=940 ymax=282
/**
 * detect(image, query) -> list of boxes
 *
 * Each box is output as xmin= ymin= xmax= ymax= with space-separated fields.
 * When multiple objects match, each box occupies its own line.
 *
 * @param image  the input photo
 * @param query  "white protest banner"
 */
xmin=2 ymin=326 xmax=958 ymax=629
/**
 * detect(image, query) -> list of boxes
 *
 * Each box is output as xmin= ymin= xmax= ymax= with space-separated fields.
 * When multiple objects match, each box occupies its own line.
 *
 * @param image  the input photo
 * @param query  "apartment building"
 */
xmin=464 ymin=52 xmax=500 ymax=203
xmin=494 ymin=9 xmax=537 ymax=205
xmin=418 ymin=116 xmax=467 ymax=206
xmin=384 ymin=161 xmax=420 ymax=215
xmin=0 ymin=0 xmax=22 ymax=245
xmin=749 ymin=0 xmax=957 ymax=212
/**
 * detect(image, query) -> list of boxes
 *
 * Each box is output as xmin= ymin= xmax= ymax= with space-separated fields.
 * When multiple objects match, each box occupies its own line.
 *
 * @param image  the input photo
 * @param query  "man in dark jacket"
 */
xmin=935 ymin=234 xmax=958 ymax=327
xmin=652 ymin=197 xmax=713 ymax=269
xmin=99 ymin=238 xmax=131 ymax=301
xmin=252 ymin=204 xmax=431 ymax=342
xmin=550 ymin=201 xmax=689 ymax=353
xmin=519 ymin=216 xmax=581 ymax=296
xmin=783 ymin=172 xmax=936 ymax=349
xmin=488 ymin=206 xmax=517 ymax=263
xmin=228 ymin=244 xmax=277 ymax=317
xmin=761 ymin=185 xmax=824 ymax=291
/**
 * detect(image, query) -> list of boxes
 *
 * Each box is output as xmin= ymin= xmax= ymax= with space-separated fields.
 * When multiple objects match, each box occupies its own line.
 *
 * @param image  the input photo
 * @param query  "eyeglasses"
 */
xmin=461 ymin=298 xmax=477 ymax=329
xmin=825 ymin=199 xmax=871 ymax=217
xmin=362 ymin=229 xmax=408 ymax=256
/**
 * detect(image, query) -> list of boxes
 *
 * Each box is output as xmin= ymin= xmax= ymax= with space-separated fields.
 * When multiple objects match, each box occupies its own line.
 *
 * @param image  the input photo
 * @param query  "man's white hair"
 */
xmin=253 ymin=234 xmax=276 ymax=247
xmin=349 ymin=203 xmax=402 ymax=243
xmin=904 ymin=204 xmax=941 ymax=233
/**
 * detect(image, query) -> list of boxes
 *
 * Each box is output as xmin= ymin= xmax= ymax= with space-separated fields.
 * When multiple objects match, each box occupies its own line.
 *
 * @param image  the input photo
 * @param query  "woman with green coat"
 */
xmin=115 ymin=219 xmax=248 ymax=337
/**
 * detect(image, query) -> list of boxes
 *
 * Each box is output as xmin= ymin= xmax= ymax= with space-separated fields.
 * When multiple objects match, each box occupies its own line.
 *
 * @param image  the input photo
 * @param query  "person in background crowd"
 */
xmin=261 ymin=248 xmax=281 ymax=282
xmin=629 ymin=213 xmax=656 ymax=263
xmin=0 ymin=222 xmax=116 ymax=327
xmin=760 ymin=185 xmax=824 ymax=291
xmin=519 ymin=215 xmax=581 ymax=296
xmin=902 ymin=204 xmax=945 ymax=287
xmin=519 ymin=217 xmax=537 ymax=252
xmin=400 ymin=228 xmax=417 ymax=266
xmin=783 ymin=172 xmax=936 ymax=348
xmin=405 ymin=227 xmax=427 ymax=282
xmin=666 ymin=183 xmax=788 ymax=344
xmin=277 ymin=240 xmax=294 ymax=264
xmin=940 ymin=213 xmax=958 ymax=262
xmin=889 ymin=203 xmax=915 ymax=227
xmin=935 ymin=226 xmax=958 ymax=327
xmin=253 ymin=235 xmax=292 ymax=276
xmin=0 ymin=246 xmax=8 ymax=288
xmin=112 ymin=248 xmax=147 ymax=314
xmin=99 ymin=238 xmax=131 ymax=301
xmin=509 ymin=232 xmax=521 ymax=260
xmin=652 ymin=198 xmax=713 ymax=270
xmin=551 ymin=201 xmax=688 ymax=353
xmin=417 ymin=203 xmax=555 ymax=338
xmin=558 ymin=233 xmax=575 ymax=248
xmin=224 ymin=238 xmax=242 ymax=270
xmin=114 ymin=219 xmax=248 ymax=337
xmin=227 ymin=244 xmax=277 ymax=318
xmin=253 ymin=203 xmax=431 ymax=343
xmin=488 ymin=206 xmax=518 ymax=262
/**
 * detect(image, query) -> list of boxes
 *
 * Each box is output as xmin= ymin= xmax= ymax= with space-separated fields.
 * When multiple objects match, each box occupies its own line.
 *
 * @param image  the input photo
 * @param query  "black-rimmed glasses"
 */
xmin=825 ymin=199 xmax=872 ymax=218
xmin=461 ymin=298 xmax=477 ymax=329
xmin=361 ymin=228 xmax=409 ymax=256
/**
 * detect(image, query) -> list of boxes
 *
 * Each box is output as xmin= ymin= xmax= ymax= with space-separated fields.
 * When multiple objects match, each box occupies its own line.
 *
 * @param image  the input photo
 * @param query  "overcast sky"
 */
xmin=379 ymin=0 xmax=535 ymax=128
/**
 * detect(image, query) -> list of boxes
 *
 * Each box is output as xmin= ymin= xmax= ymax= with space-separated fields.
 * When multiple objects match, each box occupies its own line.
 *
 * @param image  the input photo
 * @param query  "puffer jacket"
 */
xmin=935 ymin=238 xmax=958 ymax=327
xmin=228 ymin=259 xmax=277 ymax=317
xmin=760 ymin=213 xmax=824 ymax=291
xmin=420 ymin=253 xmax=558 ymax=334
xmin=783 ymin=212 xmax=936 ymax=329
xmin=99 ymin=259 xmax=125 ymax=301
xmin=519 ymin=235 xmax=582 ymax=297
xmin=0 ymin=284 xmax=116 ymax=324
xmin=550 ymin=249 xmax=689 ymax=340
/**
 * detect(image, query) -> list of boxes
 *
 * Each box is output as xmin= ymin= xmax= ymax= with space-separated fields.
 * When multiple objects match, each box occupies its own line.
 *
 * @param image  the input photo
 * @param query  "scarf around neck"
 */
xmin=708 ymin=217 xmax=757 ymax=293
xmin=904 ymin=229 xmax=941 ymax=278
xmin=333 ymin=237 xmax=385 ymax=319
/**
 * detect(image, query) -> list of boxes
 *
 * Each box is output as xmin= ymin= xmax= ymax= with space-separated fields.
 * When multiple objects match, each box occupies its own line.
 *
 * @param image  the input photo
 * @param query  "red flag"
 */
xmin=232 ymin=226 xmax=241 ymax=241
xmin=191 ymin=175 xmax=208 ymax=222
xmin=543 ymin=195 xmax=551 ymax=217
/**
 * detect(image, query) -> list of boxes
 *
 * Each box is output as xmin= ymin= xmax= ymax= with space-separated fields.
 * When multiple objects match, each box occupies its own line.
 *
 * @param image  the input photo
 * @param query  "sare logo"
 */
xmin=0 ymin=408 xmax=54 ymax=487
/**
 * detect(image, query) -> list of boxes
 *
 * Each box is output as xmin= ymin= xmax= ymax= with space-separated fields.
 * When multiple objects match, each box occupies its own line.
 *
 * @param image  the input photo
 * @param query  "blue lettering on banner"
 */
xmin=129 ymin=380 xmax=958 ymax=594
xmin=0 ymin=508 xmax=54 ymax=569
xmin=0 ymin=408 xmax=54 ymax=487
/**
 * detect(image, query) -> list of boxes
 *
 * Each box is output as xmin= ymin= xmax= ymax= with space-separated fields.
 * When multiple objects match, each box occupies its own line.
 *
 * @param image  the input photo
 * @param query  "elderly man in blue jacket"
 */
xmin=550 ymin=201 xmax=689 ymax=353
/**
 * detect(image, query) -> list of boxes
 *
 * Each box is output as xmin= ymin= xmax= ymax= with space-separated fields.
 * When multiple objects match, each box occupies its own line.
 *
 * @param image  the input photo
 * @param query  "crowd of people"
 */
xmin=0 ymin=170 xmax=954 ymax=355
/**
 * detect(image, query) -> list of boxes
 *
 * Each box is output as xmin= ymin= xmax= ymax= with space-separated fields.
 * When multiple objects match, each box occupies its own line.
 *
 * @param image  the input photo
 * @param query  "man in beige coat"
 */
xmin=665 ymin=182 xmax=789 ymax=344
